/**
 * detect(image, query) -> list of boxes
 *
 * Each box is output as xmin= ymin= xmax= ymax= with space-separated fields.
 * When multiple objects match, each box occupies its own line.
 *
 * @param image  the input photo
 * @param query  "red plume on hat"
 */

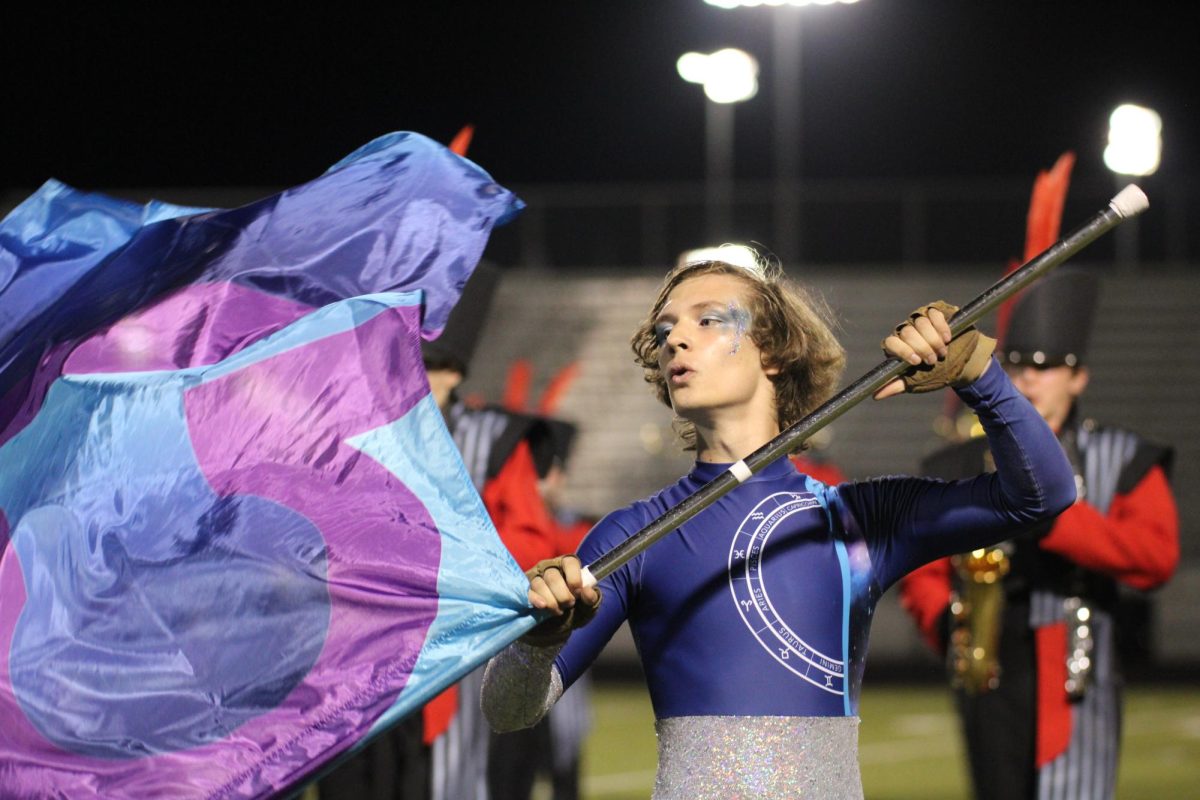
xmin=998 ymin=152 xmax=1099 ymax=369
xmin=448 ymin=124 xmax=475 ymax=157
xmin=937 ymin=151 xmax=1076 ymax=439
xmin=502 ymin=360 xmax=580 ymax=416
xmin=502 ymin=360 xmax=582 ymax=467
xmin=996 ymin=152 xmax=1076 ymax=344
xmin=537 ymin=363 xmax=581 ymax=416
xmin=502 ymin=358 xmax=534 ymax=412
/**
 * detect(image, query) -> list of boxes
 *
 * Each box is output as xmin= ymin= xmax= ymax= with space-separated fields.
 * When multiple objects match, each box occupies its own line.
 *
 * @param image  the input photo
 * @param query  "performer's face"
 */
xmin=652 ymin=273 xmax=778 ymax=428
xmin=1005 ymin=364 xmax=1089 ymax=433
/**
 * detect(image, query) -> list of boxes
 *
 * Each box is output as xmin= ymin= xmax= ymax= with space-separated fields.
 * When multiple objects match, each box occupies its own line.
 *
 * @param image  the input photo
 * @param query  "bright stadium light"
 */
xmin=676 ymin=51 xmax=710 ymax=84
xmin=1104 ymin=103 xmax=1160 ymax=266
xmin=676 ymin=48 xmax=759 ymax=104
xmin=704 ymin=0 xmax=861 ymax=6
xmin=1104 ymin=103 xmax=1162 ymax=177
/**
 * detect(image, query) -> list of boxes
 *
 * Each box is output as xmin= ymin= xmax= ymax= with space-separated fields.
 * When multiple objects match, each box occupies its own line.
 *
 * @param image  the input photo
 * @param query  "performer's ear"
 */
xmin=1069 ymin=366 xmax=1090 ymax=399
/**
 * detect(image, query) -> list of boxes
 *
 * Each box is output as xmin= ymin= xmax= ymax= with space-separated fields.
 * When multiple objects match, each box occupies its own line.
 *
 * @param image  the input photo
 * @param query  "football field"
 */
xmin=571 ymin=681 xmax=1200 ymax=799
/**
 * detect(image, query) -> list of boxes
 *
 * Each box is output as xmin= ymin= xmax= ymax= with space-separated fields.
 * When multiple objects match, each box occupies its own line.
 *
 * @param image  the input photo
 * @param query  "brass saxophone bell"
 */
xmin=949 ymin=546 xmax=1011 ymax=694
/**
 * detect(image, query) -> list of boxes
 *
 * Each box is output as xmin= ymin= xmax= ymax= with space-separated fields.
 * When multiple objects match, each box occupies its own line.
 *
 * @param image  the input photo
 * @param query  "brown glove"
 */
xmin=883 ymin=300 xmax=996 ymax=394
xmin=520 ymin=556 xmax=602 ymax=648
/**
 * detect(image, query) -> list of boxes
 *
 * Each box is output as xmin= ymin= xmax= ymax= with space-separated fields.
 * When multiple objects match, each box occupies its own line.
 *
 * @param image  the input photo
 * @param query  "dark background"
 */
xmin=2 ymin=2 xmax=1193 ymax=192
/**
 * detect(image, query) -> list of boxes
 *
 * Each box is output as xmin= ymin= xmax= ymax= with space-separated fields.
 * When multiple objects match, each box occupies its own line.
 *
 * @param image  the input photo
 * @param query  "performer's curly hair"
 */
xmin=631 ymin=258 xmax=845 ymax=451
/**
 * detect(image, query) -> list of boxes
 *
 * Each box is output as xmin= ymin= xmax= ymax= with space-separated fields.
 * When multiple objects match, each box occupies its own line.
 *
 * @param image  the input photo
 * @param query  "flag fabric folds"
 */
xmin=0 ymin=133 xmax=540 ymax=798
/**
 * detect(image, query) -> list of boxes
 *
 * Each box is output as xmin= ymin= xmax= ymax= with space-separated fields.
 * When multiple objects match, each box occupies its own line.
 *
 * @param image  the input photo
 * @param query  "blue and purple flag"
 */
xmin=0 ymin=133 xmax=541 ymax=797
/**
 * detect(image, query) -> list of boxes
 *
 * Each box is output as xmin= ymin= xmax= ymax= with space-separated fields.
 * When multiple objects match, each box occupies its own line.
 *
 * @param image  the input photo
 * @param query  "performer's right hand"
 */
xmin=521 ymin=555 xmax=602 ymax=647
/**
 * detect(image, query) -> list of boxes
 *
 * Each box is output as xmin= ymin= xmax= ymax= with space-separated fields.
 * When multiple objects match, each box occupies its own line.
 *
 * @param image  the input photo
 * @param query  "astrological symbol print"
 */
xmin=728 ymin=491 xmax=845 ymax=695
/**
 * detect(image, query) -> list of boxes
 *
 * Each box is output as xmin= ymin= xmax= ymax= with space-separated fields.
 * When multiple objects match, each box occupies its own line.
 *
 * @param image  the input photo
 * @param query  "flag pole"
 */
xmin=583 ymin=184 xmax=1149 ymax=587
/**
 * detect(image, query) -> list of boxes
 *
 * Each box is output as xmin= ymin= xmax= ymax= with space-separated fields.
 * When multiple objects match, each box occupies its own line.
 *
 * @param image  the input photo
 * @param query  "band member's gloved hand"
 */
xmin=881 ymin=300 xmax=996 ymax=394
xmin=521 ymin=556 xmax=602 ymax=648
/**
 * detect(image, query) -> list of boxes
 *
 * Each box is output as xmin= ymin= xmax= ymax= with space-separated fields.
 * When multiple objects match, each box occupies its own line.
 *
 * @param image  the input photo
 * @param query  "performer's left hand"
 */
xmin=875 ymin=301 xmax=993 ymax=399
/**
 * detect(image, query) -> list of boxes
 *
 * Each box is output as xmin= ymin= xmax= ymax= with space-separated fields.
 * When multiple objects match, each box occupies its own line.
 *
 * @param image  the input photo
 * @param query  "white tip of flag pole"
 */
xmin=1110 ymin=184 xmax=1149 ymax=218
xmin=581 ymin=566 xmax=597 ymax=589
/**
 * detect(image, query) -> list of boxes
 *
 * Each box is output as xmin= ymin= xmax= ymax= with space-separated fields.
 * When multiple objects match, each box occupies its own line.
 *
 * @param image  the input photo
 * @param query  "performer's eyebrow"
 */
xmin=697 ymin=300 xmax=748 ymax=320
xmin=654 ymin=297 xmax=744 ymax=325
xmin=652 ymin=298 xmax=675 ymax=323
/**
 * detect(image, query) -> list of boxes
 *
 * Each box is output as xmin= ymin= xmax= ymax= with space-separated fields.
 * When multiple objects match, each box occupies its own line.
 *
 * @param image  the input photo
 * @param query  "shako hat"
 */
xmin=421 ymin=262 xmax=500 ymax=376
xmin=1001 ymin=267 xmax=1100 ymax=368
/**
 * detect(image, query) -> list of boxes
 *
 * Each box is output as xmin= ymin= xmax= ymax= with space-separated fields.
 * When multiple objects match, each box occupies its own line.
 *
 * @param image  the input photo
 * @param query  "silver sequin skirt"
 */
xmin=653 ymin=715 xmax=863 ymax=799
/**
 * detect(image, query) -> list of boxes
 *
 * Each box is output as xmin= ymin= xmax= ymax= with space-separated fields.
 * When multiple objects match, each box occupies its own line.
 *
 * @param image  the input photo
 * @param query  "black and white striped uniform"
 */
xmin=1029 ymin=423 xmax=1143 ymax=800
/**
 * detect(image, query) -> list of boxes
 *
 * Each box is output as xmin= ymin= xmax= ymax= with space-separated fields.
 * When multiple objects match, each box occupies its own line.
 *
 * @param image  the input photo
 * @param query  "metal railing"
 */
xmin=4 ymin=175 xmax=1195 ymax=270
xmin=482 ymin=175 xmax=1196 ymax=270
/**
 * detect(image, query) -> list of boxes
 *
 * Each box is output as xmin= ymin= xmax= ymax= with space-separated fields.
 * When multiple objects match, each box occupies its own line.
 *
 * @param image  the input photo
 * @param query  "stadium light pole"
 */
xmin=677 ymin=48 xmax=760 ymax=241
xmin=704 ymin=0 xmax=863 ymax=266
xmin=1103 ymin=103 xmax=1161 ymax=267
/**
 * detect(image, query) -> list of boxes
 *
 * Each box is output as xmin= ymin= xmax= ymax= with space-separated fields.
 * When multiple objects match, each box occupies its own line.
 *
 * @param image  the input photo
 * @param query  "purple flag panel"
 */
xmin=0 ymin=135 xmax=535 ymax=797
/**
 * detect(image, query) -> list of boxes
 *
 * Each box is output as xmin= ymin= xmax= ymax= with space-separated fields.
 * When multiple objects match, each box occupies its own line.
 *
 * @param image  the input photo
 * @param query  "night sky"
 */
xmin=3 ymin=2 xmax=1194 ymax=193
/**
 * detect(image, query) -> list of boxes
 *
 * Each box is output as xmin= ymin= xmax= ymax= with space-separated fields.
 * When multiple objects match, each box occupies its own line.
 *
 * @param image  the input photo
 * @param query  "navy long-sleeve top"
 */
xmin=555 ymin=361 xmax=1075 ymax=719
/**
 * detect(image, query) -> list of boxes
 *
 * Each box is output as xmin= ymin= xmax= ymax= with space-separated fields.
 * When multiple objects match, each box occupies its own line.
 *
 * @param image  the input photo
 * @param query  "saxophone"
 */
xmin=948 ymin=544 xmax=1011 ymax=694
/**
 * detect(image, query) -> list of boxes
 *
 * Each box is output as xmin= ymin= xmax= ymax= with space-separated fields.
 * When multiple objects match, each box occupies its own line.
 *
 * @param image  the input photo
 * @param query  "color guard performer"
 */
xmin=481 ymin=257 xmax=1076 ymax=799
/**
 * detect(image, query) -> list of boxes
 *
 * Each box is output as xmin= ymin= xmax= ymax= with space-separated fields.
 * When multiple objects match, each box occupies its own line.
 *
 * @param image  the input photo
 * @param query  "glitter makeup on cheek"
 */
xmin=727 ymin=303 xmax=752 ymax=355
